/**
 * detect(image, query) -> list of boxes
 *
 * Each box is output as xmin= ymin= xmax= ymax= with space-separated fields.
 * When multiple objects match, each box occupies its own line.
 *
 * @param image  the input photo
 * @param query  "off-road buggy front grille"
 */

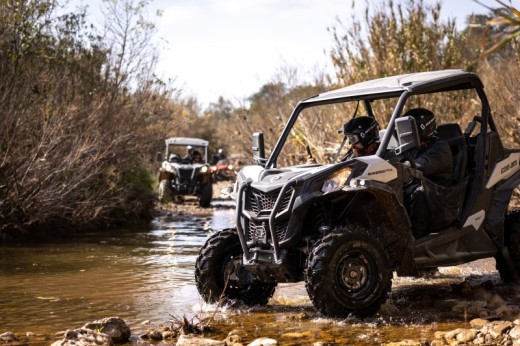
xmin=243 ymin=187 xmax=293 ymax=243
xmin=246 ymin=188 xmax=293 ymax=215
xmin=247 ymin=219 xmax=290 ymax=243
xmin=178 ymin=167 xmax=197 ymax=179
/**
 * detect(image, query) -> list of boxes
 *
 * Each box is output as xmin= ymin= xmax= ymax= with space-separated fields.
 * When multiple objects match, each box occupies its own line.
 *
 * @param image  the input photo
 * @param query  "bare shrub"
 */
xmin=0 ymin=0 xmax=183 ymax=237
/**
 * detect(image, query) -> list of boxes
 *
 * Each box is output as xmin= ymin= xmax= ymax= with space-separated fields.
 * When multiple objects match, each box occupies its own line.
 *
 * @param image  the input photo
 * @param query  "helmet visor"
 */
xmin=346 ymin=134 xmax=360 ymax=145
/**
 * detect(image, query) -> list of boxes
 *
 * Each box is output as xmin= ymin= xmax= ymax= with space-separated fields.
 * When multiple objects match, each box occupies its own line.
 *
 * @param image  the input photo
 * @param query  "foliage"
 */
xmin=0 ymin=0 xmax=180 ymax=238
xmin=329 ymin=0 xmax=478 ymax=85
xmin=474 ymin=0 xmax=520 ymax=57
xmin=1 ymin=0 xmax=518 ymax=237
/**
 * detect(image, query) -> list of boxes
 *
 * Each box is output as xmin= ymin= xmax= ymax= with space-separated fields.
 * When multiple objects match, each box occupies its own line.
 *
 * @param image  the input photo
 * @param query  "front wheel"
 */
xmin=158 ymin=179 xmax=171 ymax=203
xmin=496 ymin=210 xmax=520 ymax=283
xmin=305 ymin=225 xmax=392 ymax=318
xmin=195 ymin=229 xmax=276 ymax=306
xmin=198 ymin=183 xmax=212 ymax=208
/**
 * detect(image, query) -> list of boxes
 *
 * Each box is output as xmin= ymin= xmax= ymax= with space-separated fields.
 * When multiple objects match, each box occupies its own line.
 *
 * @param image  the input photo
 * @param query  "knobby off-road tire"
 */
xmin=496 ymin=210 xmax=520 ymax=283
xmin=198 ymin=183 xmax=213 ymax=208
xmin=305 ymin=225 xmax=392 ymax=318
xmin=195 ymin=228 xmax=276 ymax=306
xmin=158 ymin=180 xmax=171 ymax=203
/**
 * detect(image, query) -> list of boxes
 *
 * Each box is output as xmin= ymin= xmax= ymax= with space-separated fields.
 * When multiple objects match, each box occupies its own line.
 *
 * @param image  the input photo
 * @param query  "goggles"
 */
xmin=346 ymin=134 xmax=360 ymax=145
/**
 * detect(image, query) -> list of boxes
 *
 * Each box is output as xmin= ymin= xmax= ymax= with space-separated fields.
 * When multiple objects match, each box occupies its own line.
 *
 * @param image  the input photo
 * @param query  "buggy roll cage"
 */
xmin=264 ymin=70 xmax=493 ymax=170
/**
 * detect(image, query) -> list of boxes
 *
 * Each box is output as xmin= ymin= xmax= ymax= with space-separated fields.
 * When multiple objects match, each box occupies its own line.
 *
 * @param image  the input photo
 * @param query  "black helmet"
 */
xmin=343 ymin=116 xmax=380 ymax=147
xmin=403 ymin=108 xmax=437 ymax=140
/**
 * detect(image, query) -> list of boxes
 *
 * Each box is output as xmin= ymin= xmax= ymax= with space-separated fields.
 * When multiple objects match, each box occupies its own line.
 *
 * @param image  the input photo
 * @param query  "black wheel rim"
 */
xmin=222 ymin=254 xmax=254 ymax=294
xmin=337 ymin=249 xmax=376 ymax=295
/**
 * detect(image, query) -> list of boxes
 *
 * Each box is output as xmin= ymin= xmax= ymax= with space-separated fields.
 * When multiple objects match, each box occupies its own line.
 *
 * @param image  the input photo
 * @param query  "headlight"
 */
xmin=200 ymin=165 xmax=209 ymax=173
xmin=321 ymin=167 xmax=352 ymax=193
xmin=162 ymin=162 xmax=173 ymax=173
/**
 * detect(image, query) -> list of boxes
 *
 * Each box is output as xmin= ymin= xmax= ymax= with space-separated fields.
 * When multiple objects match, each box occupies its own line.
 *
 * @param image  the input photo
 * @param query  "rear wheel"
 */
xmin=496 ymin=210 xmax=520 ymax=283
xmin=195 ymin=229 xmax=276 ymax=306
xmin=305 ymin=225 xmax=392 ymax=318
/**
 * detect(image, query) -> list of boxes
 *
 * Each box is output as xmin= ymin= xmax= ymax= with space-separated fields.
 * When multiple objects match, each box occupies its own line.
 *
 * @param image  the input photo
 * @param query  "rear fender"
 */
xmin=486 ymin=168 xmax=520 ymax=246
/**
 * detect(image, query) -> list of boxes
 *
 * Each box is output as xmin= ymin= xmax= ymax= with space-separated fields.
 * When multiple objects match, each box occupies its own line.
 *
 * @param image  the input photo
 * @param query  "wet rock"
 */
xmin=175 ymin=334 xmax=224 ymax=345
xmin=246 ymin=337 xmax=277 ymax=346
xmin=83 ymin=317 xmax=130 ymax=343
xmin=426 ymin=318 xmax=520 ymax=346
xmin=223 ymin=334 xmax=242 ymax=345
xmin=162 ymin=330 xmax=177 ymax=340
xmin=470 ymin=318 xmax=490 ymax=329
xmin=488 ymin=321 xmax=513 ymax=339
xmin=432 ymin=330 xmax=446 ymax=340
xmin=50 ymin=317 xmax=130 ymax=346
xmin=51 ymin=328 xmax=111 ymax=346
xmin=456 ymin=329 xmax=476 ymax=343
xmin=0 ymin=332 xmax=18 ymax=343
xmin=139 ymin=329 xmax=163 ymax=341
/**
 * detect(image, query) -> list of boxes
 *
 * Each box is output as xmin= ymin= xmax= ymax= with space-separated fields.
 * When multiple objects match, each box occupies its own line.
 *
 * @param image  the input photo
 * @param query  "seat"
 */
xmin=436 ymin=123 xmax=468 ymax=186
xmin=436 ymin=123 xmax=469 ymax=223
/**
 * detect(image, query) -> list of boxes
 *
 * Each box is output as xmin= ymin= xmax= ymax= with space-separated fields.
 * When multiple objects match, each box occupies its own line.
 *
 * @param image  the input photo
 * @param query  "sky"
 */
xmin=74 ymin=0 xmax=489 ymax=107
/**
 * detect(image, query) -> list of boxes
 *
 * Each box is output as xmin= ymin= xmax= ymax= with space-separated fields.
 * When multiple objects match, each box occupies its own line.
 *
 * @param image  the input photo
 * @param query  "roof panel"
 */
xmin=303 ymin=70 xmax=478 ymax=103
xmin=165 ymin=137 xmax=209 ymax=147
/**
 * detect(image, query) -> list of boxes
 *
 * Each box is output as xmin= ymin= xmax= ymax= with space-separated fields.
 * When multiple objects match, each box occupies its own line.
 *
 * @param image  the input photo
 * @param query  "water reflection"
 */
xmin=0 ymin=203 xmax=235 ymax=338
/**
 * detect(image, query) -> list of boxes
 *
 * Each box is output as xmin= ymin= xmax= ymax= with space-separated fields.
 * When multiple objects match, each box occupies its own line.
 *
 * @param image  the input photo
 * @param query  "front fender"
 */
xmin=158 ymin=170 xmax=172 ymax=181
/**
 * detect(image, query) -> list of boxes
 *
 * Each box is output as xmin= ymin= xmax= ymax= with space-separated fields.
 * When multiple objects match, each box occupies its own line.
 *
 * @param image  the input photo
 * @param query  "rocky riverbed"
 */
xmin=2 ymin=181 xmax=520 ymax=345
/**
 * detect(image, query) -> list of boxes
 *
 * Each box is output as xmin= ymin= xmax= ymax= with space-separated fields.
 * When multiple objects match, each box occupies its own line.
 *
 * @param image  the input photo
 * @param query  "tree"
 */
xmin=329 ymin=0 xmax=477 ymax=87
xmin=474 ymin=0 xmax=520 ymax=57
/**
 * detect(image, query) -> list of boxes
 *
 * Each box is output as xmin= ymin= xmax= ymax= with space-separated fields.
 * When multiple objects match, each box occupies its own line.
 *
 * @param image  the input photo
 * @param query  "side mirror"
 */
xmin=395 ymin=116 xmax=420 ymax=155
xmin=252 ymin=132 xmax=265 ymax=165
xmin=156 ymin=151 xmax=163 ymax=162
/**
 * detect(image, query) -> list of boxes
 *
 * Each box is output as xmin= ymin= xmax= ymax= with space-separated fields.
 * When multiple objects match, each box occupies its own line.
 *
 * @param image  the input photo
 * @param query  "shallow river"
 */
xmin=1 ymin=199 xmax=519 ymax=345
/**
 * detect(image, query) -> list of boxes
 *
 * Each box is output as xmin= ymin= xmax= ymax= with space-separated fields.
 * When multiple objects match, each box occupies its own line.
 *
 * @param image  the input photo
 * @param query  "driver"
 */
xmin=307 ymin=116 xmax=380 ymax=163
xmin=343 ymin=116 xmax=381 ymax=158
xmin=184 ymin=145 xmax=202 ymax=163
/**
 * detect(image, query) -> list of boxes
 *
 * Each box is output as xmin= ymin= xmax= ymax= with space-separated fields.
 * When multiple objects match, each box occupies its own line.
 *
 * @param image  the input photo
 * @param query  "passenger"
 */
xmin=183 ymin=145 xmax=194 ymax=161
xmin=403 ymin=108 xmax=453 ymax=238
xmin=192 ymin=150 xmax=203 ymax=163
